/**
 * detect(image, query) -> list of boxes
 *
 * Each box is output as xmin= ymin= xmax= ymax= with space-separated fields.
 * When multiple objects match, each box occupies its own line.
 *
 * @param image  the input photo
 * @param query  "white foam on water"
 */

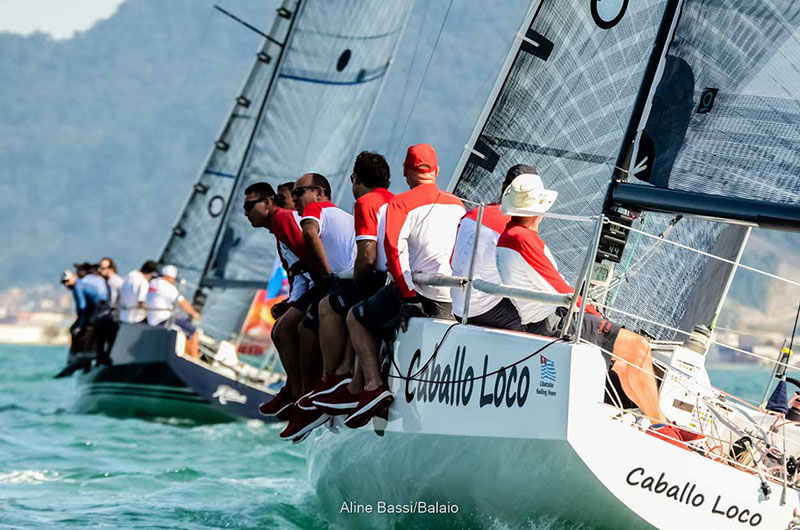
xmin=0 ymin=470 xmax=61 ymax=484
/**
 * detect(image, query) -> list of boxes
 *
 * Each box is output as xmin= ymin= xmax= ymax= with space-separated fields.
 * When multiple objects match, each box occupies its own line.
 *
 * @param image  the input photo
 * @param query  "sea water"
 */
xmin=0 ymin=344 xmax=773 ymax=529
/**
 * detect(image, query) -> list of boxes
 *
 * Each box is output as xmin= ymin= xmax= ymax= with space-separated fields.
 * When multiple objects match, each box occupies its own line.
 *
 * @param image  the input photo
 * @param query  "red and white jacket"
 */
xmin=267 ymin=207 xmax=309 ymax=302
xmin=300 ymin=201 xmax=356 ymax=276
xmin=384 ymin=183 xmax=465 ymax=301
xmin=496 ymin=224 xmax=600 ymax=324
xmin=354 ymin=187 xmax=394 ymax=272
xmin=450 ymin=204 xmax=509 ymax=318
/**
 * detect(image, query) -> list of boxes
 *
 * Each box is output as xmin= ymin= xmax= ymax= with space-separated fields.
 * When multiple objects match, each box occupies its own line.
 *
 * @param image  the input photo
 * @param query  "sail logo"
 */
xmin=212 ymin=385 xmax=247 ymax=405
xmin=540 ymin=356 xmax=556 ymax=383
xmin=590 ymin=0 xmax=628 ymax=30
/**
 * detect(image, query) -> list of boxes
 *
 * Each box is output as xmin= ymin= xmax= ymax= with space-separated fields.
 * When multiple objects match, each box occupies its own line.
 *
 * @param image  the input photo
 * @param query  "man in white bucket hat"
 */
xmin=495 ymin=171 xmax=702 ymax=448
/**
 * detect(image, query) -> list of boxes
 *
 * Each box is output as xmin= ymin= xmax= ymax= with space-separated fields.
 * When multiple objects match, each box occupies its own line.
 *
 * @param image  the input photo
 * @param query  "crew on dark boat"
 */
xmin=146 ymin=264 xmax=201 ymax=358
xmin=119 ymin=260 xmax=159 ymax=324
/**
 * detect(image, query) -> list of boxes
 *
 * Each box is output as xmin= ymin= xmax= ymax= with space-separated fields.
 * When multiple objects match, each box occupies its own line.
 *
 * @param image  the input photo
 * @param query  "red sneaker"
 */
xmin=276 ymin=402 xmax=294 ymax=422
xmin=279 ymin=406 xmax=329 ymax=440
xmin=313 ymin=384 xmax=359 ymax=415
xmin=296 ymin=373 xmax=353 ymax=411
xmin=344 ymin=385 xmax=393 ymax=429
xmin=258 ymin=385 xmax=294 ymax=417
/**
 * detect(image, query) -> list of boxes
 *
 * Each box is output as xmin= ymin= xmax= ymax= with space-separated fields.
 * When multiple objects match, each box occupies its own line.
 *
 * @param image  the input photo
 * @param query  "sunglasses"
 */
xmin=292 ymin=185 xmax=322 ymax=197
xmin=243 ymin=198 xmax=266 ymax=211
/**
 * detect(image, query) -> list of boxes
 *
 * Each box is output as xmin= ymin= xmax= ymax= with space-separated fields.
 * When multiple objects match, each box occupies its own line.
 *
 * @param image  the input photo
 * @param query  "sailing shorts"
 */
xmin=328 ymin=271 xmax=387 ymax=317
xmin=351 ymin=282 xmax=453 ymax=334
xmin=524 ymin=309 xmax=621 ymax=369
xmin=465 ymin=297 xmax=524 ymax=331
xmin=300 ymin=278 xmax=352 ymax=331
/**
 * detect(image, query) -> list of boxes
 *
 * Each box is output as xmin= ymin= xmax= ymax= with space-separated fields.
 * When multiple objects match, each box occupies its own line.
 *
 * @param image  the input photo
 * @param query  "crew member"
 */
xmin=450 ymin=165 xmax=531 ymax=330
xmin=344 ymin=144 xmax=464 ymax=429
xmin=276 ymin=181 xmax=296 ymax=210
xmin=243 ymin=182 xmax=309 ymax=422
xmin=96 ymin=257 xmax=124 ymax=365
xmin=146 ymin=264 xmax=200 ymax=358
xmin=310 ymin=152 xmax=394 ymax=416
xmin=98 ymin=257 xmax=124 ymax=310
xmin=281 ymin=172 xmax=356 ymax=440
xmin=495 ymin=172 xmax=702 ymax=447
xmin=119 ymin=260 xmax=159 ymax=324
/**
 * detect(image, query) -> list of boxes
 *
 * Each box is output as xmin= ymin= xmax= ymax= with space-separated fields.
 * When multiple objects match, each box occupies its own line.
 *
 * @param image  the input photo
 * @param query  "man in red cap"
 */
xmin=340 ymin=144 xmax=465 ymax=429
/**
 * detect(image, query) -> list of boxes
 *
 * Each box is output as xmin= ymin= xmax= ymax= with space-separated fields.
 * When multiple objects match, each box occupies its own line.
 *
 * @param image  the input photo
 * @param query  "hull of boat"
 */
xmin=74 ymin=362 xmax=231 ymax=423
xmin=169 ymin=353 xmax=283 ymax=421
xmin=72 ymin=324 xmax=232 ymax=423
xmin=308 ymin=319 xmax=800 ymax=529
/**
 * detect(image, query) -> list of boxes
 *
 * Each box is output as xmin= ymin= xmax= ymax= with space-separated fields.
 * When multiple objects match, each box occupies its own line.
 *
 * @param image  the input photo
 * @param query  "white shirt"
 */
xmin=119 ymin=270 xmax=149 ymax=323
xmin=106 ymin=273 xmax=124 ymax=309
xmin=384 ymin=184 xmax=465 ymax=301
xmin=300 ymin=201 xmax=356 ymax=275
xmin=146 ymin=277 xmax=184 ymax=326
xmin=450 ymin=204 xmax=509 ymax=318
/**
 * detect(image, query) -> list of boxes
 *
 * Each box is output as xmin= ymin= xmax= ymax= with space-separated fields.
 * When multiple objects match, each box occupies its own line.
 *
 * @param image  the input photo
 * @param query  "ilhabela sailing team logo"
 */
xmin=537 ymin=356 xmax=557 ymax=398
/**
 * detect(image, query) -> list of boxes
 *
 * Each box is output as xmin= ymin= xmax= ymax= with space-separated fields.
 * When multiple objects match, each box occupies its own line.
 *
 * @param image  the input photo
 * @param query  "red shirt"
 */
xmin=354 ymin=188 xmax=394 ymax=242
xmin=268 ymin=207 xmax=307 ymax=262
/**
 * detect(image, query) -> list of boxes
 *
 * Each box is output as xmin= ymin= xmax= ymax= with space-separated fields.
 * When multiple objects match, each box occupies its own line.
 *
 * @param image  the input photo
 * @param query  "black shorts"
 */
xmin=466 ymin=297 xmax=523 ymax=331
xmin=300 ymin=279 xmax=353 ymax=331
xmin=352 ymin=283 xmax=453 ymax=333
xmin=328 ymin=272 xmax=387 ymax=317
xmin=524 ymin=310 xmax=621 ymax=368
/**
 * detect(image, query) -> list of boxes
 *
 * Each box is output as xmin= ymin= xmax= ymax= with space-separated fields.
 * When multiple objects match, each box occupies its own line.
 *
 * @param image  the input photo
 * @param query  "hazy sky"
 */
xmin=0 ymin=0 xmax=126 ymax=39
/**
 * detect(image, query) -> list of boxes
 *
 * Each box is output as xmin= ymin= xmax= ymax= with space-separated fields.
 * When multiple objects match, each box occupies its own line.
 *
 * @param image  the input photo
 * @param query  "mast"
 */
xmin=197 ymin=0 xmax=304 ymax=303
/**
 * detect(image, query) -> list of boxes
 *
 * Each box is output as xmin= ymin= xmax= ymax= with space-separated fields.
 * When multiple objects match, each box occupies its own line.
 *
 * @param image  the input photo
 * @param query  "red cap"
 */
xmin=404 ymin=143 xmax=438 ymax=172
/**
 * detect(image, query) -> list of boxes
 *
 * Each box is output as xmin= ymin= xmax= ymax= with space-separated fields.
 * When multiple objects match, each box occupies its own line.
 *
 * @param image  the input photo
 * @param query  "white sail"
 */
xmin=182 ymin=0 xmax=412 ymax=340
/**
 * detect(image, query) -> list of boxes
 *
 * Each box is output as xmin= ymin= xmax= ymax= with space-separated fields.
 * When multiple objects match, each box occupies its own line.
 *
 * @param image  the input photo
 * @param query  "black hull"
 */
xmin=170 ymin=354 xmax=283 ymax=422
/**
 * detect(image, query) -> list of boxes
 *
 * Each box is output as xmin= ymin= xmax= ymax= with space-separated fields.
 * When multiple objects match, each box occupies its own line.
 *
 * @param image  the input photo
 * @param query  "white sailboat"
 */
xmin=307 ymin=1 xmax=800 ymax=528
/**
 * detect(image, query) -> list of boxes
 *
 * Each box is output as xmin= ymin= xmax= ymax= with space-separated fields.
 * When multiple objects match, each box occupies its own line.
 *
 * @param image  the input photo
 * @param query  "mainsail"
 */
xmin=162 ymin=0 xmax=412 ymax=340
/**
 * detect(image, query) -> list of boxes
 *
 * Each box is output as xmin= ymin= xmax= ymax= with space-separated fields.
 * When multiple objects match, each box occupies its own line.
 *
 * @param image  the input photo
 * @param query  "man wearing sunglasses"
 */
xmin=243 ymin=181 xmax=310 ymax=421
xmin=278 ymin=172 xmax=356 ymax=441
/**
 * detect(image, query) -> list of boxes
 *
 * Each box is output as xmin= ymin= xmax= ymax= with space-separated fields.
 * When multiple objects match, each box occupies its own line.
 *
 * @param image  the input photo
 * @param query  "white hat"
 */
xmin=500 ymin=173 xmax=558 ymax=216
xmin=161 ymin=264 xmax=178 ymax=278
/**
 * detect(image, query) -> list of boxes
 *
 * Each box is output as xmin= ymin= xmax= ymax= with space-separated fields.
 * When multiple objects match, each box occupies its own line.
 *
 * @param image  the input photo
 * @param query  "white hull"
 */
xmin=308 ymin=319 xmax=800 ymax=529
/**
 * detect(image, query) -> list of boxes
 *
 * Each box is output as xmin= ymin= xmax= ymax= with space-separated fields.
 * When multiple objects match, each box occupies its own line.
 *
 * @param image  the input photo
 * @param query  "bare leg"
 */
xmin=335 ymin=337 xmax=354 ymax=375
xmin=347 ymin=308 xmax=382 ymax=391
xmin=271 ymin=307 xmax=304 ymax=398
xmin=187 ymin=332 xmax=200 ymax=359
xmin=612 ymin=329 xmax=667 ymax=424
xmin=297 ymin=321 xmax=322 ymax=395
xmin=318 ymin=295 xmax=347 ymax=378
xmin=348 ymin=357 xmax=364 ymax=394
